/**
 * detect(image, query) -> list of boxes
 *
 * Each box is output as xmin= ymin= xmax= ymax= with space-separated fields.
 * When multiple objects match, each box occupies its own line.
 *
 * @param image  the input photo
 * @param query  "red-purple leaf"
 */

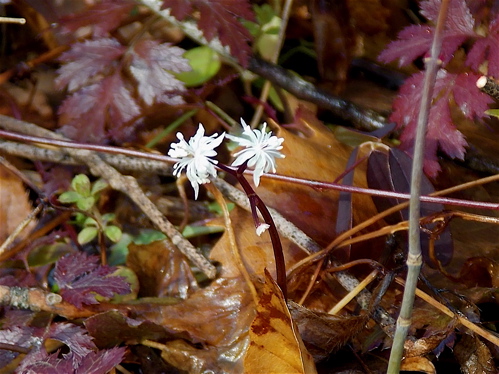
xmin=427 ymin=97 xmax=467 ymax=160
xmin=59 ymin=0 xmax=135 ymax=38
xmin=48 ymin=323 xmax=96 ymax=363
xmin=75 ymin=347 xmax=125 ymax=374
xmin=420 ymin=0 xmax=475 ymax=34
xmin=20 ymin=350 xmax=74 ymax=374
xmin=129 ymin=40 xmax=189 ymax=106
xmin=53 ymin=252 xmax=130 ymax=308
xmin=58 ymin=72 xmax=141 ymax=143
xmin=163 ymin=0 xmax=254 ymax=66
xmin=378 ymin=25 xmax=434 ymax=67
xmin=379 ymin=0 xmax=476 ymax=67
xmin=56 ymin=38 xmax=126 ymax=92
xmin=19 ymin=347 xmax=125 ymax=374
xmin=0 ymin=326 xmax=34 ymax=367
xmin=466 ymin=15 xmax=499 ymax=78
xmin=452 ymin=72 xmax=494 ymax=119
xmin=389 ymin=70 xmax=488 ymax=177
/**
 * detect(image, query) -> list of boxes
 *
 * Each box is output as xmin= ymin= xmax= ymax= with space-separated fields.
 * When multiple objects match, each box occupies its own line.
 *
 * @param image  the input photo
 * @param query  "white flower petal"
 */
xmin=227 ymin=119 xmax=285 ymax=186
xmin=168 ymin=123 xmax=225 ymax=199
xmin=256 ymin=223 xmax=270 ymax=236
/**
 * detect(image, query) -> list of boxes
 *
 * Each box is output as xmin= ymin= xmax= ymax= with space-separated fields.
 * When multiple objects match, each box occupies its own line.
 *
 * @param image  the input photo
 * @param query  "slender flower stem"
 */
xmin=387 ymin=1 xmax=450 ymax=372
xmin=218 ymin=162 xmax=287 ymax=298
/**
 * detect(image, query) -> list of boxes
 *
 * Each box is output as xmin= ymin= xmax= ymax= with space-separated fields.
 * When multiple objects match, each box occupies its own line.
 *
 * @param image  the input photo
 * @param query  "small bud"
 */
xmin=256 ymin=223 xmax=270 ymax=236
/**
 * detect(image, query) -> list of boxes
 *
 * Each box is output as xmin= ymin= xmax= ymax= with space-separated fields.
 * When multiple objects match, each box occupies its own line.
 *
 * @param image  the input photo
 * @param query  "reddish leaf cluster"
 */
xmin=162 ymin=0 xmax=254 ymax=66
xmin=0 ymin=323 xmax=125 ymax=373
xmin=379 ymin=0 xmax=498 ymax=176
xmin=56 ymin=1 xmax=190 ymax=143
xmin=53 ymin=252 xmax=130 ymax=308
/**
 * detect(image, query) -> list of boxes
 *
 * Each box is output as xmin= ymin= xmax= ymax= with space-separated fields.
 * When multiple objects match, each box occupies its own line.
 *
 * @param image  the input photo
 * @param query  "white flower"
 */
xmin=256 ymin=223 xmax=270 ymax=236
xmin=168 ymin=124 xmax=225 ymax=199
xmin=226 ymin=119 xmax=285 ymax=186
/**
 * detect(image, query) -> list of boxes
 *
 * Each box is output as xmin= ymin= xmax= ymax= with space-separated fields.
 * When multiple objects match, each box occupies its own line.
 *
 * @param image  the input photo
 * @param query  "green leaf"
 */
xmin=133 ymin=229 xmax=166 ymax=245
xmin=182 ymin=225 xmax=224 ymax=238
xmin=104 ymin=225 xmax=122 ymax=243
xmin=175 ymin=46 xmax=221 ymax=87
xmin=255 ymin=3 xmax=277 ymax=25
xmin=91 ymin=178 xmax=108 ymax=195
xmin=208 ymin=201 xmax=235 ymax=215
xmin=108 ymin=233 xmax=133 ymax=266
xmin=72 ymin=174 xmax=91 ymax=196
xmin=76 ymin=196 xmax=95 ymax=211
xmin=59 ymin=191 xmax=82 ymax=204
xmin=83 ymin=216 xmax=98 ymax=227
xmin=485 ymin=109 xmax=499 ymax=118
xmin=102 ymin=213 xmax=116 ymax=223
xmin=27 ymin=243 xmax=72 ymax=267
xmin=78 ymin=226 xmax=98 ymax=244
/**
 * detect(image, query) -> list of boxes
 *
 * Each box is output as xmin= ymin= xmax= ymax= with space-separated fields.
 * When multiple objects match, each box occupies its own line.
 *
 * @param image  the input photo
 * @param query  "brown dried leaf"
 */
xmin=256 ymin=110 xmax=380 ymax=253
xmin=244 ymin=270 xmax=317 ymax=374
xmin=0 ymin=165 xmax=36 ymax=243
xmin=138 ymin=277 xmax=254 ymax=347
xmin=454 ymin=334 xmax=496 ymax=374
xmin=400 ymin=356 xmax=436 ymax=374
xmin=160 ymin=338 xmax=248 ymax=374
xmin=209 ymin=206 xmax=306 ymax=280
xmin=84 ymin=310 xmax=170 ymax=348
xmin=287 ymin=300 xmax=369 ymax=361
xmin=127 ymin=239 xmax=198 ymax=299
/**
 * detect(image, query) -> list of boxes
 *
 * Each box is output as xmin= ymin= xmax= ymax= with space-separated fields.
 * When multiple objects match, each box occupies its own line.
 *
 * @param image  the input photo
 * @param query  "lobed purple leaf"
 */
xmin=129 ymin=40 xmax=189 ymax=106
xmin=53 ymin=252 xmax=130 ymax=308
xmin=56 ymin=38 xmax=126 ymax=92
xmin=58 ymin=72 xmax=141 ymax=143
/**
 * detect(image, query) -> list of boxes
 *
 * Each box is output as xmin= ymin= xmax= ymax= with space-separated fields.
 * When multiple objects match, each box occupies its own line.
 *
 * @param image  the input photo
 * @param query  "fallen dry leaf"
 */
xmin=400 ymin=356 xmax=436 ymax=374
xmin=0 ymin=164 xmax=36 ymax=243
xmin=137 ymin=276 xmax=254 ymax=347
xmin=256 ymin=110 xmax=381 ymax=258
xmin=287 ymin=300 xmax=369 ymax=361
xmin=127 ymin=239 xmax=198 ymax=299
xmin=244 ymin=270 xmax=317 ymax=374
xmin=210 ymin=205 xmax=306 ymax=280
xmin=454 ymin=334 xmax=496 ymax=374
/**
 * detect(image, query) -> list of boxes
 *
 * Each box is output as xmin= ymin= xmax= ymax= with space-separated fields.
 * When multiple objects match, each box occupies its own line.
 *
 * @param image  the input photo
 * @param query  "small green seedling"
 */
xmin=59 ymin=174 xmax=122 ymax=245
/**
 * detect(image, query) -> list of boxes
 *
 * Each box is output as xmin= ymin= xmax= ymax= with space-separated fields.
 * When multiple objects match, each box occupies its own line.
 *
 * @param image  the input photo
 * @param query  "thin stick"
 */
xmin=0 ymin=17 xmax=26 ymax=24
xmin=329 ymin=270 xmax=378 ymax=315
xmin=387 ymin=1 xmax=449 ymax=372
xmin=394 ymin=277 xmax=499 ymax=347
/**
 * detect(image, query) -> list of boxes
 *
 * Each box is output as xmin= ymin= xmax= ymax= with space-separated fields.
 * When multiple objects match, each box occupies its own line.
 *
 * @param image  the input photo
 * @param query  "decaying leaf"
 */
xmin=244 ymin=270 xmax=317 ymax=374
xmin=454 ymin=334 xmax=495 ymax=374
xmin=0 ymin=164 xmax=36 ymax=244
xmin=127 ymin=239 xmax=198 ymax=299
xmin=138 ymin=277 xmax=254 ymax=347
xmin=254 ymin=110 xmax=380 ymax=252
xmin=400 ymin=356 xmax=436 ymax=374
xmin=209 ymin=206 xmax=306 ymax=280
xmin=287 ymin=300 xmax=369 ymax=362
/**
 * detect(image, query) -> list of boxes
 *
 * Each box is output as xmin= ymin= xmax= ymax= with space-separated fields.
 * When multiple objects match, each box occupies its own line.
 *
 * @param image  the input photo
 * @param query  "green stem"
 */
xmin=146 ymin=109 xmax=198 ymax=148
xmin=387 ymin=0 xmax=450 ymax=372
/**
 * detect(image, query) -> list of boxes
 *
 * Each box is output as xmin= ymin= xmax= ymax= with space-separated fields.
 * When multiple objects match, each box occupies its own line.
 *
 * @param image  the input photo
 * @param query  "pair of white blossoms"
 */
xmin=168 ymin=120 xmax=285 ymax=235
